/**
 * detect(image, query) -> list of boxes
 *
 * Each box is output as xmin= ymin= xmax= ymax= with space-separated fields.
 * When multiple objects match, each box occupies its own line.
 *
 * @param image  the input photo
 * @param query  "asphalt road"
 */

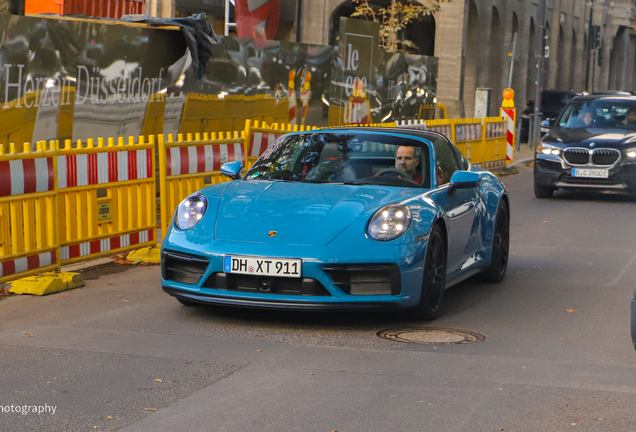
xmin=1 ymin=164 xmax=636 ymax=431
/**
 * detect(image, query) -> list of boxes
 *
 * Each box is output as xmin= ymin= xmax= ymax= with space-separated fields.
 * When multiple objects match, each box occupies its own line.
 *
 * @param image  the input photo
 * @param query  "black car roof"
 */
xmin=315 ymin=126 xmax=446 ymax=143
xmin=569 ymin=94 xmax=636 ymax=102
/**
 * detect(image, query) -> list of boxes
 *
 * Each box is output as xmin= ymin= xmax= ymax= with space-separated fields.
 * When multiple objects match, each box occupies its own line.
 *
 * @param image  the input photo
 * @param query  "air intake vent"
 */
xmin=162 ymin=250 xmax=209 ymax=285
xmin=323 ymin=264 xmax=401 ymax=296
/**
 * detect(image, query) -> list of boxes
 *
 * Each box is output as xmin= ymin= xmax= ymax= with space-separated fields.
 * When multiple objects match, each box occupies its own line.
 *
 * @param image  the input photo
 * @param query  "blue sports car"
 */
xmin=161 ymin=128 xmax=510 ymax=319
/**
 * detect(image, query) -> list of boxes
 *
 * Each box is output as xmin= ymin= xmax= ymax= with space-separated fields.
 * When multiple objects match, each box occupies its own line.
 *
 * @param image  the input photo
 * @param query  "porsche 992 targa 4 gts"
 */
xmin=161 ymin=128 xmax=510 ymax=319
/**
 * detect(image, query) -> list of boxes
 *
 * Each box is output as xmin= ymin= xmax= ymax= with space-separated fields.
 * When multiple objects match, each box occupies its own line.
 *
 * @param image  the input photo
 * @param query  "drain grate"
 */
xmin=377 ymin=327 xmax=485 ymax=345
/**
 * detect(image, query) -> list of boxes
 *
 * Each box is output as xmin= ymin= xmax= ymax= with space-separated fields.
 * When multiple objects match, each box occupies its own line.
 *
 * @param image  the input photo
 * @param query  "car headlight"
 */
xmin=175 ymin=193 xmax=207 ymax=230
xmin=626 ymin=148 xmax=636 ymax=158
xmin=537 ymin=142 xmax=562 ymax=156
xmin=367 ymin=204 xmax=412 ymax=241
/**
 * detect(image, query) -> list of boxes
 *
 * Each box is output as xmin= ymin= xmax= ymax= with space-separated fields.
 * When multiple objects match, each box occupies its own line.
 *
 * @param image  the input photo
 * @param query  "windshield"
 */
xmin=558 ymin=99 xmax=636 ymax=129
xmin=244 ymin=132 xmax=430 ymax=188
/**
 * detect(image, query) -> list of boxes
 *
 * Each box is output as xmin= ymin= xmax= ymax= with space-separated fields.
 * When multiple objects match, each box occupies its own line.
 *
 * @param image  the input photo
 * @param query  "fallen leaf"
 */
xmin=564 ymin=309 xmax=578 ymax=313
xmin=23 ymin=332 xmax=33 ymax=337
xmin=559 ymin=338 xmax=568 ymax=342
xmin=542 ymin=221 xmax=548 ymax=223
xmin=107 ymin=416 xmax=113 ymax=419
xmin=144 ymin=408 xmax=157 ymax=411
xmin=93 ymin=427 xmax=98 ymax=429
xmin=257 ymin=349 xmax=261 ymax=352
xmin=122 ymin=299 xmax=129 ymax=302
xmin=565 ymin=403 xmax=569 ymax=406
xmin=154 ymin=379 xmax=162 ymax=382
xmin=499 ymin=429 xmax=505 ymax=431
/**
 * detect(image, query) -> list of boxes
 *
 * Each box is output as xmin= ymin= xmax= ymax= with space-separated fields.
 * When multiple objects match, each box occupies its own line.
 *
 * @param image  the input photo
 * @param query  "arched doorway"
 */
xmin=464 ymin=0 xmax=480 ymax=117
xmin=329 ymin=0 xmax=436 ymax=55
xmin=556 ymin=25 xmax=565 ymax=89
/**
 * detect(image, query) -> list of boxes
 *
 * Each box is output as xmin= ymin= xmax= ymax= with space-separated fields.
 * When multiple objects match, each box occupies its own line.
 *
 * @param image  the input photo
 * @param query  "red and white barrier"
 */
xmin=248 ymin=132 xmax=282 ymax=157
xmin=0 ymin=157 xmax=55 ymax=197
xmin=501 ymin=107 xmax=515 ymax=163
xmin=0 ymin=251 xmax=57 ymax=278
xmin=166 ymin=143 xmax=245 ymax=176
xmin=485 ymin=122 xmax=506 ymax=138
xmin=455 ymin=123 xmax=482 ymax=142
xmin=427 ymin=125 xmax=452 ymax=138
xmin=59 ymin=229 xmax=154 ymax=261
xmin=57 ymin=150 xmax=152 ymax=189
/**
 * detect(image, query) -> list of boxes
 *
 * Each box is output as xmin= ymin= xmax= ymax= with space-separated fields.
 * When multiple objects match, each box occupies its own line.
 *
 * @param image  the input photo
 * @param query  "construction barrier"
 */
xmin=0 ymin=142 xmax=59 ymax=283
xmin=478 ymin=117 xmax=508 ymax=169
xmin=56 ymin=136 xmax=157 ymax=265
xmin=395 ymin=120 xmax=427 ymax=130
xmin=158 ymin=132 xmax=246 ymax=239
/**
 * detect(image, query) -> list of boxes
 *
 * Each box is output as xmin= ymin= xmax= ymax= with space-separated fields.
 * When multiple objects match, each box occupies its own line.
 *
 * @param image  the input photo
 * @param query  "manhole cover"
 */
xmin=377 ymin=327 xmax=485 ymax=345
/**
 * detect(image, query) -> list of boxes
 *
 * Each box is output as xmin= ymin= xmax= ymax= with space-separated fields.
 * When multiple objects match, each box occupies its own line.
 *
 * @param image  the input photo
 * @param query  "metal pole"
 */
xmin=508 ymin=33 xmax=518 ymax=88
xmin=515 ymin=111 xmax=523 ymax=151
xmin=532 ymin=0 xmax=547 ymax=148
xmin=591 ymin=50 xmax=596 ymax=93
xmin=528 ymin=113 xmax=534 ymax=149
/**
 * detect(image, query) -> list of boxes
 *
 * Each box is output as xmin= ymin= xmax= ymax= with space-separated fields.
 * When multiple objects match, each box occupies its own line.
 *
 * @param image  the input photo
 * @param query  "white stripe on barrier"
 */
xmin=137 ymin=149 xmax=147 ymax=179
xmin=169 ymin=148 xmax=180 ymax=177
xmin=204 ymin=145 xmax=215 ymax=172
xmin=9 ymin=160 xmax=25 ymax=196
xmin=97 ymin=153 xmax=108 ymax=184
xmin=251 ymin=132 xmax=262 ymax=157
xmin=234 ymin=143 xmax=243 ymax=160
xmin=77 ymin=153 xmax=88 ymax=186
xmin=14 ymin=257 xmax=28 ymax=274
xmin=117 ymin=151 xmax=128 ymax=182
xmin=187 ymin=146 xmax=197 ymax=175
xmin=57 ymin=156 xmax=67 ymax=189
xmin=220 ymin=144 xmax=229 ymax=165
xmin=34 ymin=158 xmax=49 ymax=192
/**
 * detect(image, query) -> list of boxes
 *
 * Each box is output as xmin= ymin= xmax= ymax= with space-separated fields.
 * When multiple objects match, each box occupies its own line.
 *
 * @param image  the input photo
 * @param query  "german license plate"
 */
xmin=224 ymin=256 xmax=302 ymax=278
xmin=572 ymin=168 xmax=608 ymax=178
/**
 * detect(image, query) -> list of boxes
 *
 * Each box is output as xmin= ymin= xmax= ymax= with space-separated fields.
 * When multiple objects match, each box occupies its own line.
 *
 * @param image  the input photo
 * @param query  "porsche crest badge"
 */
xmin=268 ymin=231 xmax=277 ymax=237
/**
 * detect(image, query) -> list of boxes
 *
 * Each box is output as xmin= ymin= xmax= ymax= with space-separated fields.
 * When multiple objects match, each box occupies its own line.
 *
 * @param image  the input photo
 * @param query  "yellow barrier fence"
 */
xmin=56 ymin=136 xmax=157 ymax=265
xmin=479 ymin=117 xmax=508 ymax=169
xmin=0 ymin=142 xmax=59 ymax=283
xmin=453 ymin=119 xmax=484 ymax=166
xmin=158 ymin=131 xmax=246 ymax=239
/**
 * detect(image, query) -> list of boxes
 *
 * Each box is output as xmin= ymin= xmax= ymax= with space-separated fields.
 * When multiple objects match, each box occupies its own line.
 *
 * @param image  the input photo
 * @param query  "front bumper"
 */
xmin=160 ymin=234 xmax=428 ymax=311
xmin=534 ymin=153 xmax=636 ymax=191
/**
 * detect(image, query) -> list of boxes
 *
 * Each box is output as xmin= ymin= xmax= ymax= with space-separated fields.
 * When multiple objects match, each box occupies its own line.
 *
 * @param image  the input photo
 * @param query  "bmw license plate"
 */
xmin=571 ymin=168 xmax=608 ymax=178
xmin=224 ymin=256 xmax=302 ymax=278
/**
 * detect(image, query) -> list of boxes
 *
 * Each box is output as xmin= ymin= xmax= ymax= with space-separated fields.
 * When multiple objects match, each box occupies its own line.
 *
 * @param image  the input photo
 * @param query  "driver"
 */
xmin=395 ymin=145 xmax=423 ymax=184
xmin=623 ymin=107 xmax=636 ymax=125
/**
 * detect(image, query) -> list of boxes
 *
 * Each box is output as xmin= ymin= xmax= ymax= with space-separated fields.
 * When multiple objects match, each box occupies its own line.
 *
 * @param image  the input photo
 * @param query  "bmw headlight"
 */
xmin=367 ymin=204 xmax=412 ymax=241
xmin=175 ymin=193 xmax=207 ymax=230
xmin=626 ymin=147 xmax=636 ymax=158
xmin=537 ymin=142 xmax=562 ymax=156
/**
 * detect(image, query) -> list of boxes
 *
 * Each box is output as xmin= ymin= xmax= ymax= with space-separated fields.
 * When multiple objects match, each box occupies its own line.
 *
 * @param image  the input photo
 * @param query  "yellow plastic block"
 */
xmin=127 ymin=246 xmax=161 ymax=264
xmin=9 ymin=272 xmax=85 ymax=296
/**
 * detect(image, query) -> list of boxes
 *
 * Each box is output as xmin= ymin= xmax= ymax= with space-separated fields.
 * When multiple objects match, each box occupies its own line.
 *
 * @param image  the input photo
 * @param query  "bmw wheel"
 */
xmin=534 ymin=181 xmax=554 ymax=198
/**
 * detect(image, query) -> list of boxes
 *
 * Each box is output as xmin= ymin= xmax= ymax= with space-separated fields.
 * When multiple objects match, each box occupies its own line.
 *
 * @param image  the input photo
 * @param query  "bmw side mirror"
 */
xmin=221 ymin=161 xmax=244 ymax=180
xmin=448 ymin=171 xmax=482 ymax=196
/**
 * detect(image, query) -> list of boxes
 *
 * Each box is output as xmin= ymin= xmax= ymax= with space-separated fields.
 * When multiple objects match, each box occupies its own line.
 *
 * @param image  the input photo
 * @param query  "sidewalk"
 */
xmin=508 ymin=143 xmax=536 ymax=168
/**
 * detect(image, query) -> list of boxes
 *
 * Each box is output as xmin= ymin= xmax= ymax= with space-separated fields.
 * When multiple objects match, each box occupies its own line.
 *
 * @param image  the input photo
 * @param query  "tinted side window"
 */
xmin=452 ymin=144 xmax=469 ymax=170
xmin=434 ymin=138 xmax=459 ymax=185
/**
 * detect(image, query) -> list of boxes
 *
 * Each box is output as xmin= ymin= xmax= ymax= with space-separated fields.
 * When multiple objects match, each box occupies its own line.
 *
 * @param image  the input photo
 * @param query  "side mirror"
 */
xmin=448 ymin=171 xmax=482 ymax=196
xmin=221 ymin=161 xmax=244 ymax=180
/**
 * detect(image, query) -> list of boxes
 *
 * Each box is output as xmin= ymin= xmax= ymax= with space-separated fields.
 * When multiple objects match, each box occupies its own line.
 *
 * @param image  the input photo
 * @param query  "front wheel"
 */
xmin=534 ymin=181 xmax=554 ymax=198
xmin=412 ymin=225 xmax=447 ymax=320
xmin=482 ymin=201 xmax=510 ymax=283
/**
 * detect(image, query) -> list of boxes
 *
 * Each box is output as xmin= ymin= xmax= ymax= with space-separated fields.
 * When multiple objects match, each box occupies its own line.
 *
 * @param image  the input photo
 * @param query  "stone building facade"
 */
xmin=150 ymin=0 xmax=636 ymax=118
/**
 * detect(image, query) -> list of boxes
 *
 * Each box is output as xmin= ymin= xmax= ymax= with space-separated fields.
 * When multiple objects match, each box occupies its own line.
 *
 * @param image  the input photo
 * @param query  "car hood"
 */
xmin=548 ymin=128 xmax=636 ymax=148
xmin=213 ymin=180 xmax=420 ymax=246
